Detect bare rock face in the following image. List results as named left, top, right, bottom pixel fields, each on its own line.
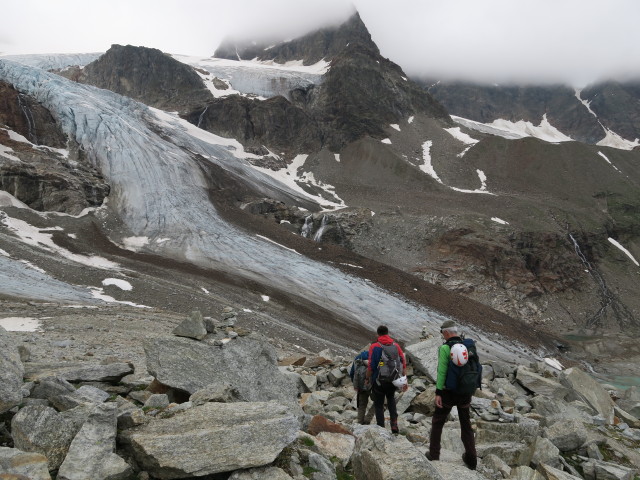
left=0, top=447, right=51, bottom=480
left=188, top=95, right=322, bottom=157
left=122, top=401, right=298, bottom=479
left=11, top=405, right=88, bottom=470
left=0, top=83, right=109, bottom=214
left=351, top=427, right=443, bottom=480
left=0, top=81, right=66, bottom=147
left=144, top=334, right=299, bottom=405
left=57, top=403, right=132, bottom=480
left=215, top=12, right=378, bottom=66
left=560, top=367, right=615, bottom=424
left=76, top=44, right=214, bottom=116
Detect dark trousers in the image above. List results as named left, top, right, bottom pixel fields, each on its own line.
left=356, top=389, right=375, bottom=424
left=429, top=391, right=476, bottom=460
left=373, top=382, right=398, bottom=428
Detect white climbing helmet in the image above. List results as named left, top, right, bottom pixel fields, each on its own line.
left=392, top=375, right=408, bottom=389
left=450, top=343, right=469, bottom=366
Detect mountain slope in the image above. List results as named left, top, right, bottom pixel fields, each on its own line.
left=2, top=10, right=640, bottom=379
left=421, top=79, right=640, bottom=149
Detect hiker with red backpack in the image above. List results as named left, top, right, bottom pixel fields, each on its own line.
left=426, top=319, right=482, bottom=470
left=366, top=325, right=408, bottom=433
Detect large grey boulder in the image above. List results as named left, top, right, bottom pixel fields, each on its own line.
left=30, top=376, right=82, bottom=411
left=581, top=459, right=636, bottom=480
left=144, top=334, right=298, bottom=404
left=0, top=447, right=51, bottom=480
left=404, top=338, right=441, bottom=381
left=395, top=386, right=418, bottom=415
left=24, top=361, right=133, bottom=382
left=351, top=427, right=443, bottom=480
left=559, top=367, right=615, bottom=424
left=529, top=395, right=591, bottom=426
left=0, top=326, right=24, bottom=413
left=543, top=419, right=588, bottom=452
left=123, top=401, right=298, bottom=479
left=11, top=405, right=90, bottom=470
left=171, top=310, right=207, bottom=340
left=476, top=442, right=531, bottom=466
left=475, top=419, right=540, bottom=444
left=515, top=366, right=569, bottom=398
left=313, top=432, right=355, bottom=468
left=617, top=386, right=640, bottom=417
left=528, top=437, right=561, bottom=469
left=57, top=403, right=132, bottom=480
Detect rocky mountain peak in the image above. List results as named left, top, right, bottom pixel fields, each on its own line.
left=214, top=11, right=378, bottom=65
left=71, top=44, right=213, bottom=115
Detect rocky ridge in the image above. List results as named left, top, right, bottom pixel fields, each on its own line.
left=61, top=44, right=214, bottom=116
left=421, top=79, right=640, bottom=148
left=1, top=308, right=639, bottom=480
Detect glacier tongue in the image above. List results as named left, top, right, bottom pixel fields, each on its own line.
left=0, top=59, right=529, bottom=357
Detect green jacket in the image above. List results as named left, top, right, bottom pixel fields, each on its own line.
left=435, top=343, right=451, bottom=394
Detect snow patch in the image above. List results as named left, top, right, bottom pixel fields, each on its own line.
left=419, top=141, right=440, bottom=181
left=0, top=248, right=9, bottom=256
left=544, top=357, right=564, bottom=371
left=408, top=116, right=414, bottom=124
left=256, top=234, right=301, bottom=255
left=334, top=154, right=340, bottom=162
left=201, top=287, right=209, bottom=294
left=445, top=127, right=479, bottom=145
left=0, top=143, right=21, bottom=162
left=491, top=217, right=509, bottom=225
left=89, top=288, right=149, bottom=308
left=19, top=260, right=46, bottom=273
left=253, top=154, right=346, bottom=210
left=122, top=236, right=149, bottom=251
left=453, top=115, right=572, bottom=144
left=420, top=142, right=493, bottom=195
left=261, top=295, right=270, bottom=302
left=1, top=212, right=120, bottom=269
left=0, top=317, right=41, bottom=332
left=102, top=278, right=133, bottom=291
left=608, top=238, right=639, bottom=267
left=0, top=191, right=28, bottom=208
left=597, top=129, right=640, bottom=151
left=381, top=138, right=392, bottom=144
left=597, top=151, right=621, bottom=172
left=390, top=124, right=400, bottom=131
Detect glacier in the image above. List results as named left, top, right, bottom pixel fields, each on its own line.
left=0, top=59, right=541, bottom=362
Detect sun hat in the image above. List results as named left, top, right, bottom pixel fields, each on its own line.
left=440, top=320, right=456, bottom=330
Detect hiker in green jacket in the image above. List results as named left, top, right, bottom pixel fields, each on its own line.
left=426, top=319, right=478, bottom=470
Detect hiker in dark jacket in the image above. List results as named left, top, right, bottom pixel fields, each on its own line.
left=349, top=348, right=375, bottom=424
left=426, top=319, right=478, bottom=470
left=366, top=325, right=407, bottom=433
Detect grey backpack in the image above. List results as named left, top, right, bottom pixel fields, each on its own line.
left=376, top=343, right=401, bottom=385
left=352, top=358, right=370, bottom=391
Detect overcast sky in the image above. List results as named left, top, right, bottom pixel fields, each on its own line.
left=2, top=0, right=639, bottom=86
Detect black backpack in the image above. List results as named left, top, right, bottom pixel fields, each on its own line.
left=376, top=343, right=402, bottom=385
left=445, top=338, right=482, bottom=396
left=352, top=357, right=370, bottom=391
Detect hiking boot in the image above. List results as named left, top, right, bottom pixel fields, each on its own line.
left=462, top=452, right=477, bottom=470
left=425, top=452, right=439, bottom=461
left=390, top=419, right=399, bottom=434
